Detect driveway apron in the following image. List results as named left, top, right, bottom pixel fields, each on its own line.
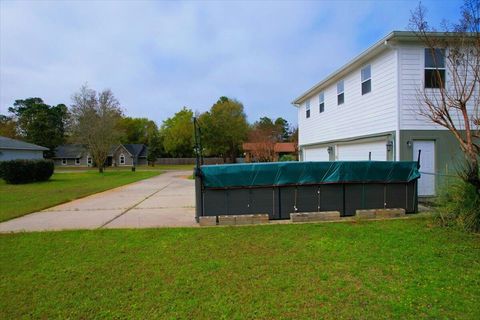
left=0, top=170, right=196, bottom=232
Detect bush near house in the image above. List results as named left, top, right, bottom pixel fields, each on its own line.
left=436, top=178, right=480, bottom=233
left=0, top=159, right=54, bottom=184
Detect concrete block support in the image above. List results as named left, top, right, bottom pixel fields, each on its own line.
left=290, top=211, right=341, bottom=223
left=356, top=208, right=406, bottom=220
left=199, top=216, right=217, bottom=226
left=217, top=214, right=270, bottom=226
left=252, top=214, right=269, bottom=224
left=375, top=208, right=406, bottom=218
left=218, top=215, right=236, bottom=225
left=356, top=209, right=377, bottom=219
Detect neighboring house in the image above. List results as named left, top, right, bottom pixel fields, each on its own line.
left=243, top=142, right=297, bottom=162
left=53, top=144, right=148, bottom=167
left=0, top=136, right=48, bottom=161
left=292, top=31, right=475, bottom=197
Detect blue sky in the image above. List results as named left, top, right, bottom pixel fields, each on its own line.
left=0, top=0, right=462, bottom=126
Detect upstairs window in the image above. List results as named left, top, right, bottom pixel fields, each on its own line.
left=306, top=99, right=311, bottom=118
left=425, top=48, right=445, bottom=89
left=337, top=80, right=344, bottom=105
left=319, top=92, right=325, bottom=113
left=361, top=65, right=371, bottom=95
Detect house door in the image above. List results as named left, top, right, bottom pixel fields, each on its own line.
left=413, top=140, right=435, bottom=196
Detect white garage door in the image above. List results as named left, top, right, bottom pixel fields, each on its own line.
left=303, top=147, right=330, bottom=161
left=337, top=141, right=387, bottom=161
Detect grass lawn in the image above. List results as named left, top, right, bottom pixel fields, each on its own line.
left=0, top=218, right=479, bottom=319
left=0, top=171, right=161, bottom=222
left=55, top=164, right=194, bottom=172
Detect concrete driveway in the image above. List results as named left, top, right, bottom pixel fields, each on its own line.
left=0, top=170, right=197, bottom=232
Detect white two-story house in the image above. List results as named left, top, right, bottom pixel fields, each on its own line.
left=293, top=31, right=476, bottom=197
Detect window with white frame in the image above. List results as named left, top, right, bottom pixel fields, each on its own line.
left=319, top=92, right=325, bottom=113
left=75, top=158, right=80, bottom=165
left=87, top=156, right=92, bottom=166
left=306, top=99, right=311, bottom=118
left=361, top=65, right=371, bottom=95
left=120, top=154, right=125, bottom=165
left=61, top=158, right=67, bottom=165
left=337, top=80, right=344, bottom=105
left=424, top=48, right=445, bottom=89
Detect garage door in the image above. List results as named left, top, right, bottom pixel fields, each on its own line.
left=337, top=141, right=387, bottom=161
left=303, top=147, right=330, bottom=161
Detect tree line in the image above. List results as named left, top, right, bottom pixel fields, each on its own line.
left=0, top=85, right=296, bottom=170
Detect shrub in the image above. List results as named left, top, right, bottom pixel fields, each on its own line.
left=278, top=154, right=296, bottom=162
left=0, top=162, right=4, bottom=179
left=1, top=159, right=54, bottom=184
left=436, top=178, right=480, bottom=233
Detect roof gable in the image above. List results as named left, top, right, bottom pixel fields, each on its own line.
left=123, top=144, right=146, bottom=157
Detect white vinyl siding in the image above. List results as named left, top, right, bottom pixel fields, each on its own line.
left=303, top=146, right=330, bottom=161
left=399, top=45, right=450, bottom=130
left=298, top=49, right=397, bottom=147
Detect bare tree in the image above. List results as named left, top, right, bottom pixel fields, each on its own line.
left=245, top=130, right=276, bottom=162
left=70, top=85, right=123, bottom=173
left=410, top=0, right=480, bottom=193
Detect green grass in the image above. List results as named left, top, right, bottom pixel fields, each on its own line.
left=0, top=171, right=161, bottom=222
left=1, top=218, right=479, bottom=319
left=55, top=164, right=194, bottom=172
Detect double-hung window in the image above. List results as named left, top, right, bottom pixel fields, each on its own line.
left=120, top=154, right=126, bottom=165
left=337, top=80, right=344, bottom=105
left=424, top=48, right=445, bottom=89
left=75, top=158, right=80, bottom=165
left=361, top=65, right=371, bottom=95
left=306, top=99, right=311, bottom=118
left=319, top=92, right=325, bottom=113
left=87, top=156, right=92, bottom=166
left=61, top=158, right=67, bottom=165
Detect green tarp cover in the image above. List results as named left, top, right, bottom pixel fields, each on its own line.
left=200, top=161, right=420, bottom=188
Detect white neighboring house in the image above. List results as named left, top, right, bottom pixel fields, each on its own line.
left=293, top=31, right=476, bottom=197
left=0, top=136, right=48, bottom=161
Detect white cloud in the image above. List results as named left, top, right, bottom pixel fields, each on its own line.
left=0, top=0, right=461, bottom=125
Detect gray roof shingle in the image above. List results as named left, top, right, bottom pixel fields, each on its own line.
left=0, top=136, right=49, bottom=151
left=53, top=144, right=148, bottom=159
left=123, top=144, right=147, bottom=158
left=53, top=144, right=88, bottom=158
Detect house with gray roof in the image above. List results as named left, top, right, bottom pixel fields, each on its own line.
left=0, top=136, right=48, bottom=161
left=53, top=144, right=148, bottom=167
